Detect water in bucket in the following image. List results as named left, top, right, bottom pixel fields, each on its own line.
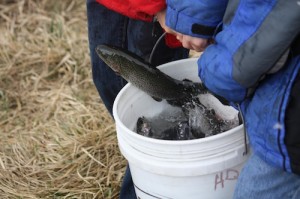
left=135, top=92, right=240, bottom=140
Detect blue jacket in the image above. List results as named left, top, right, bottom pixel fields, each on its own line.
left=166, top=0, right=300, bottom=174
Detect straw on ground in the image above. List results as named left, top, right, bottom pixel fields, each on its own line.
left=0, top=1, right=126, bottom=198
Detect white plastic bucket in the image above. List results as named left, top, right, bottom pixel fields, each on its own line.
left=113, top=58, right=250, bottom=199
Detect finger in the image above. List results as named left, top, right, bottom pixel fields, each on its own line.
left=195, top=41, right=210, bottom=52
left=189, top=37, right=210, bottom=52
left=181, top=40, right=194, bottom=50
left=181, top=37, right=201, bottom=51
left=191, top=44, right=205, bottom=52
left=164, top=26, right=178, bottom=35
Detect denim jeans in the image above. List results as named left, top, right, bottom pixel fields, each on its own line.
left=86, top=1, right=189, bottom=198
left=234, top=153, right=300, bottom=199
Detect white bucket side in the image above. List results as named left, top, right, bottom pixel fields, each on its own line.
left=129, top=162, right=245, bottom=199
left=117, top=129, right=248, bottom=176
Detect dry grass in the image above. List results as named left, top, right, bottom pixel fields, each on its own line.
left=0, top=0, right=126, bottom=198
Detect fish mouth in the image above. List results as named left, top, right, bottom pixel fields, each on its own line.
left=96, top=45, right=121, bottom=73
left=95, top=45, right=111, bottom=60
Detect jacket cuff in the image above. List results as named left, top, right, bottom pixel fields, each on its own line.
left=166, top=7, right=217, bottom=38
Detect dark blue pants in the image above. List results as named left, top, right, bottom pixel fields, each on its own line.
left=86, top=1, right=189, bottom=198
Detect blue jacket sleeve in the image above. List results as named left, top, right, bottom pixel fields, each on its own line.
left=198, top=0, right=300, bottom=102
left=165, top=0, right=228, bottom=38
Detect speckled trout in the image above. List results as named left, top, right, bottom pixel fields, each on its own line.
left=96, top=44, right=208, bottom=105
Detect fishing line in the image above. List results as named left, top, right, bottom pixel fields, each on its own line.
left=149, top=32, right=167, bottom=64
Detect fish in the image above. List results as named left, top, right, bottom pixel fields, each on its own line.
left=95, top=44, right=234, bottom=139
left=96, top=44, right=208, bottom=106
left=136, top=116, right=190, bottom=140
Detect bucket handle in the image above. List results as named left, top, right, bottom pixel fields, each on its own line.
left=237, top=104, right=248, bottom=156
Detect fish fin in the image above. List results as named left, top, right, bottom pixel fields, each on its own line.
left=182, top=78, right=192, bottom=82
left=151, top=96, right=162, bottom=102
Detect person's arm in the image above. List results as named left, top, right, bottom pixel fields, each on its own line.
left=198, top=0, right=300, bottom=102
left=158, top=0, right=228, bottom=51
left=156, top=9, right=212, bottom=52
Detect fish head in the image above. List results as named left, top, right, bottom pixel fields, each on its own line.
left=96, top=45, right=121, bottom=74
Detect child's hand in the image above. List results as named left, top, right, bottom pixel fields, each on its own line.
left=176, top=34, right=210, bottom=52
left=156, top=10, right=210, bottom=52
